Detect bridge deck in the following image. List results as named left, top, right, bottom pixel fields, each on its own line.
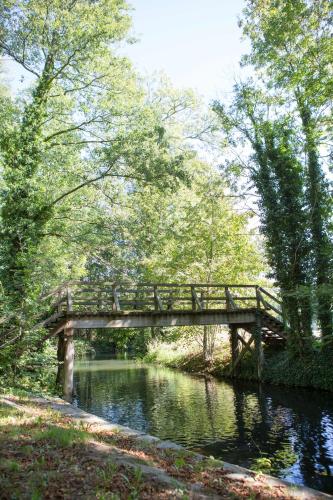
left=49, top=308, right=259, bottom=332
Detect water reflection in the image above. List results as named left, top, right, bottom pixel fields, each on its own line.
left=73, top=359, right=333, bottom=493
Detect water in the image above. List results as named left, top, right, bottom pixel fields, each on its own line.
left=73, top=358, right=333, bottom=494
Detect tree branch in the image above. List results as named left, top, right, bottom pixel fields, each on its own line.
left=48, top=170, right=152, bottom=208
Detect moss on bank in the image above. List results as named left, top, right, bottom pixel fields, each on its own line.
left=144, top=342, right=333, bottom=392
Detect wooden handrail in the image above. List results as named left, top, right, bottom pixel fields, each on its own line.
left=259, top=287, right=282, bottom=305
left=42, top=281, right=260, bottom=296
left=41, top=281, right=284, bottom=318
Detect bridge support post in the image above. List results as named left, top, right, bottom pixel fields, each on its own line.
left=253, top=312, right=264, bottom=381
left=63, top=327, right=75, bottom=402
left=229, top=326, right=239, bottom=376
left=56, top=331, right=65, bottom=389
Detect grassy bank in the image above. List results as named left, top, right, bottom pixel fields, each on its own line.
left=0, top=396, right=304, bottom=499
left=143, top=341, right=333, bottom=392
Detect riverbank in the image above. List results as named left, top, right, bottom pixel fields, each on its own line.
left=143, top=341, right=333, bottom=391
left=1, top=395, right=330, bottom=499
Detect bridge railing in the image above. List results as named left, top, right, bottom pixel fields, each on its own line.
left=44, top=282, right=283, bottom=318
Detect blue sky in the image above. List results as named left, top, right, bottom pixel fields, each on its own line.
left=4, top=0, right=248, bottom=100
left=125, top=0, right=248, bottom=100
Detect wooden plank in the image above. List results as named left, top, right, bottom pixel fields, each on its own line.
left=149, top=295, right=256, bottom=301
left=65, top=309, right=257, bottom=330
left=227, top=296, right=257, bottom=301
left=120, top=300, right=155, bottom=305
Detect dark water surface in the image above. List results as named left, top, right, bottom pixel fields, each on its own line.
left=73, top=358, right=333, bottom=493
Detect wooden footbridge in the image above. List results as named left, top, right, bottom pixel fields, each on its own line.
left=41, top=282, right=287, bottom=400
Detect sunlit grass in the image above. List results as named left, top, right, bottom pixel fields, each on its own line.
left=34, top=424, right=89, bottom=447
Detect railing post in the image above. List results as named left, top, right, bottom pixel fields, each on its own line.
left=255, top=286, right=261, bottom=310
left=153, top=286, right=158, bottom=311
left=66, top=287, right=73, bottom=313
left=154, top=286, right=162, bottom=311
left=191, top=286, right=196, bottom=311
left=200, top=291, right=205, bottom=310
left=225, top=286, right=236, bottom=310
left=112, top=284, right=120, bottom=311
left=97, top=290, right=102, bottom=311
left=134, top=289, right=139, bottom=310
left=225, top=286, right=230, bottom=311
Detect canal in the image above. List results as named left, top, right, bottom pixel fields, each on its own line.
left=73, top=358, right=333, bottom=494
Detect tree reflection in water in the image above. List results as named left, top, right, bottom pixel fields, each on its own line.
left=73, top=359, right=333, bottom=494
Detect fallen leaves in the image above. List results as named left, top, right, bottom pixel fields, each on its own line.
left=0, top=399, right=297, bottom=499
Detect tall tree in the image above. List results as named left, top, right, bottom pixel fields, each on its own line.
left=214, top=86, right=313, bottom=351
left=0, top=1, right=187, bottom=356
left=239, top=0, right=333, bottom=339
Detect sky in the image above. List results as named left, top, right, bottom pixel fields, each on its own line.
left=4, top=0, right=248, bottom=101
left=125, top=0, right=248, bottom=101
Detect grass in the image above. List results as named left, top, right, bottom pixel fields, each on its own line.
left=0, top=401, right=162, bottom=499
left=0, top=397, right=298, bottom=499
left=35, top=424, right=90, bottom=447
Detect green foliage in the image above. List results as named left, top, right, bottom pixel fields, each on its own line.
left=133, top=162, right=264, bottom=284
left=252, top=448, right=297, bottom=475
left=0, top=2, right=195, bottom=380
left=0, top=337, right=58, bottom=395
left=213, top=0, right=333, bottom=349
left=85, top=159, right=264, bottom=361
left=147, top=336, right=333, bottom=392
left=35, top=425, right=89, bottom=447
left=214, top=92, right=314, bottom=349
left=0, top=458, right=22, bottom=472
